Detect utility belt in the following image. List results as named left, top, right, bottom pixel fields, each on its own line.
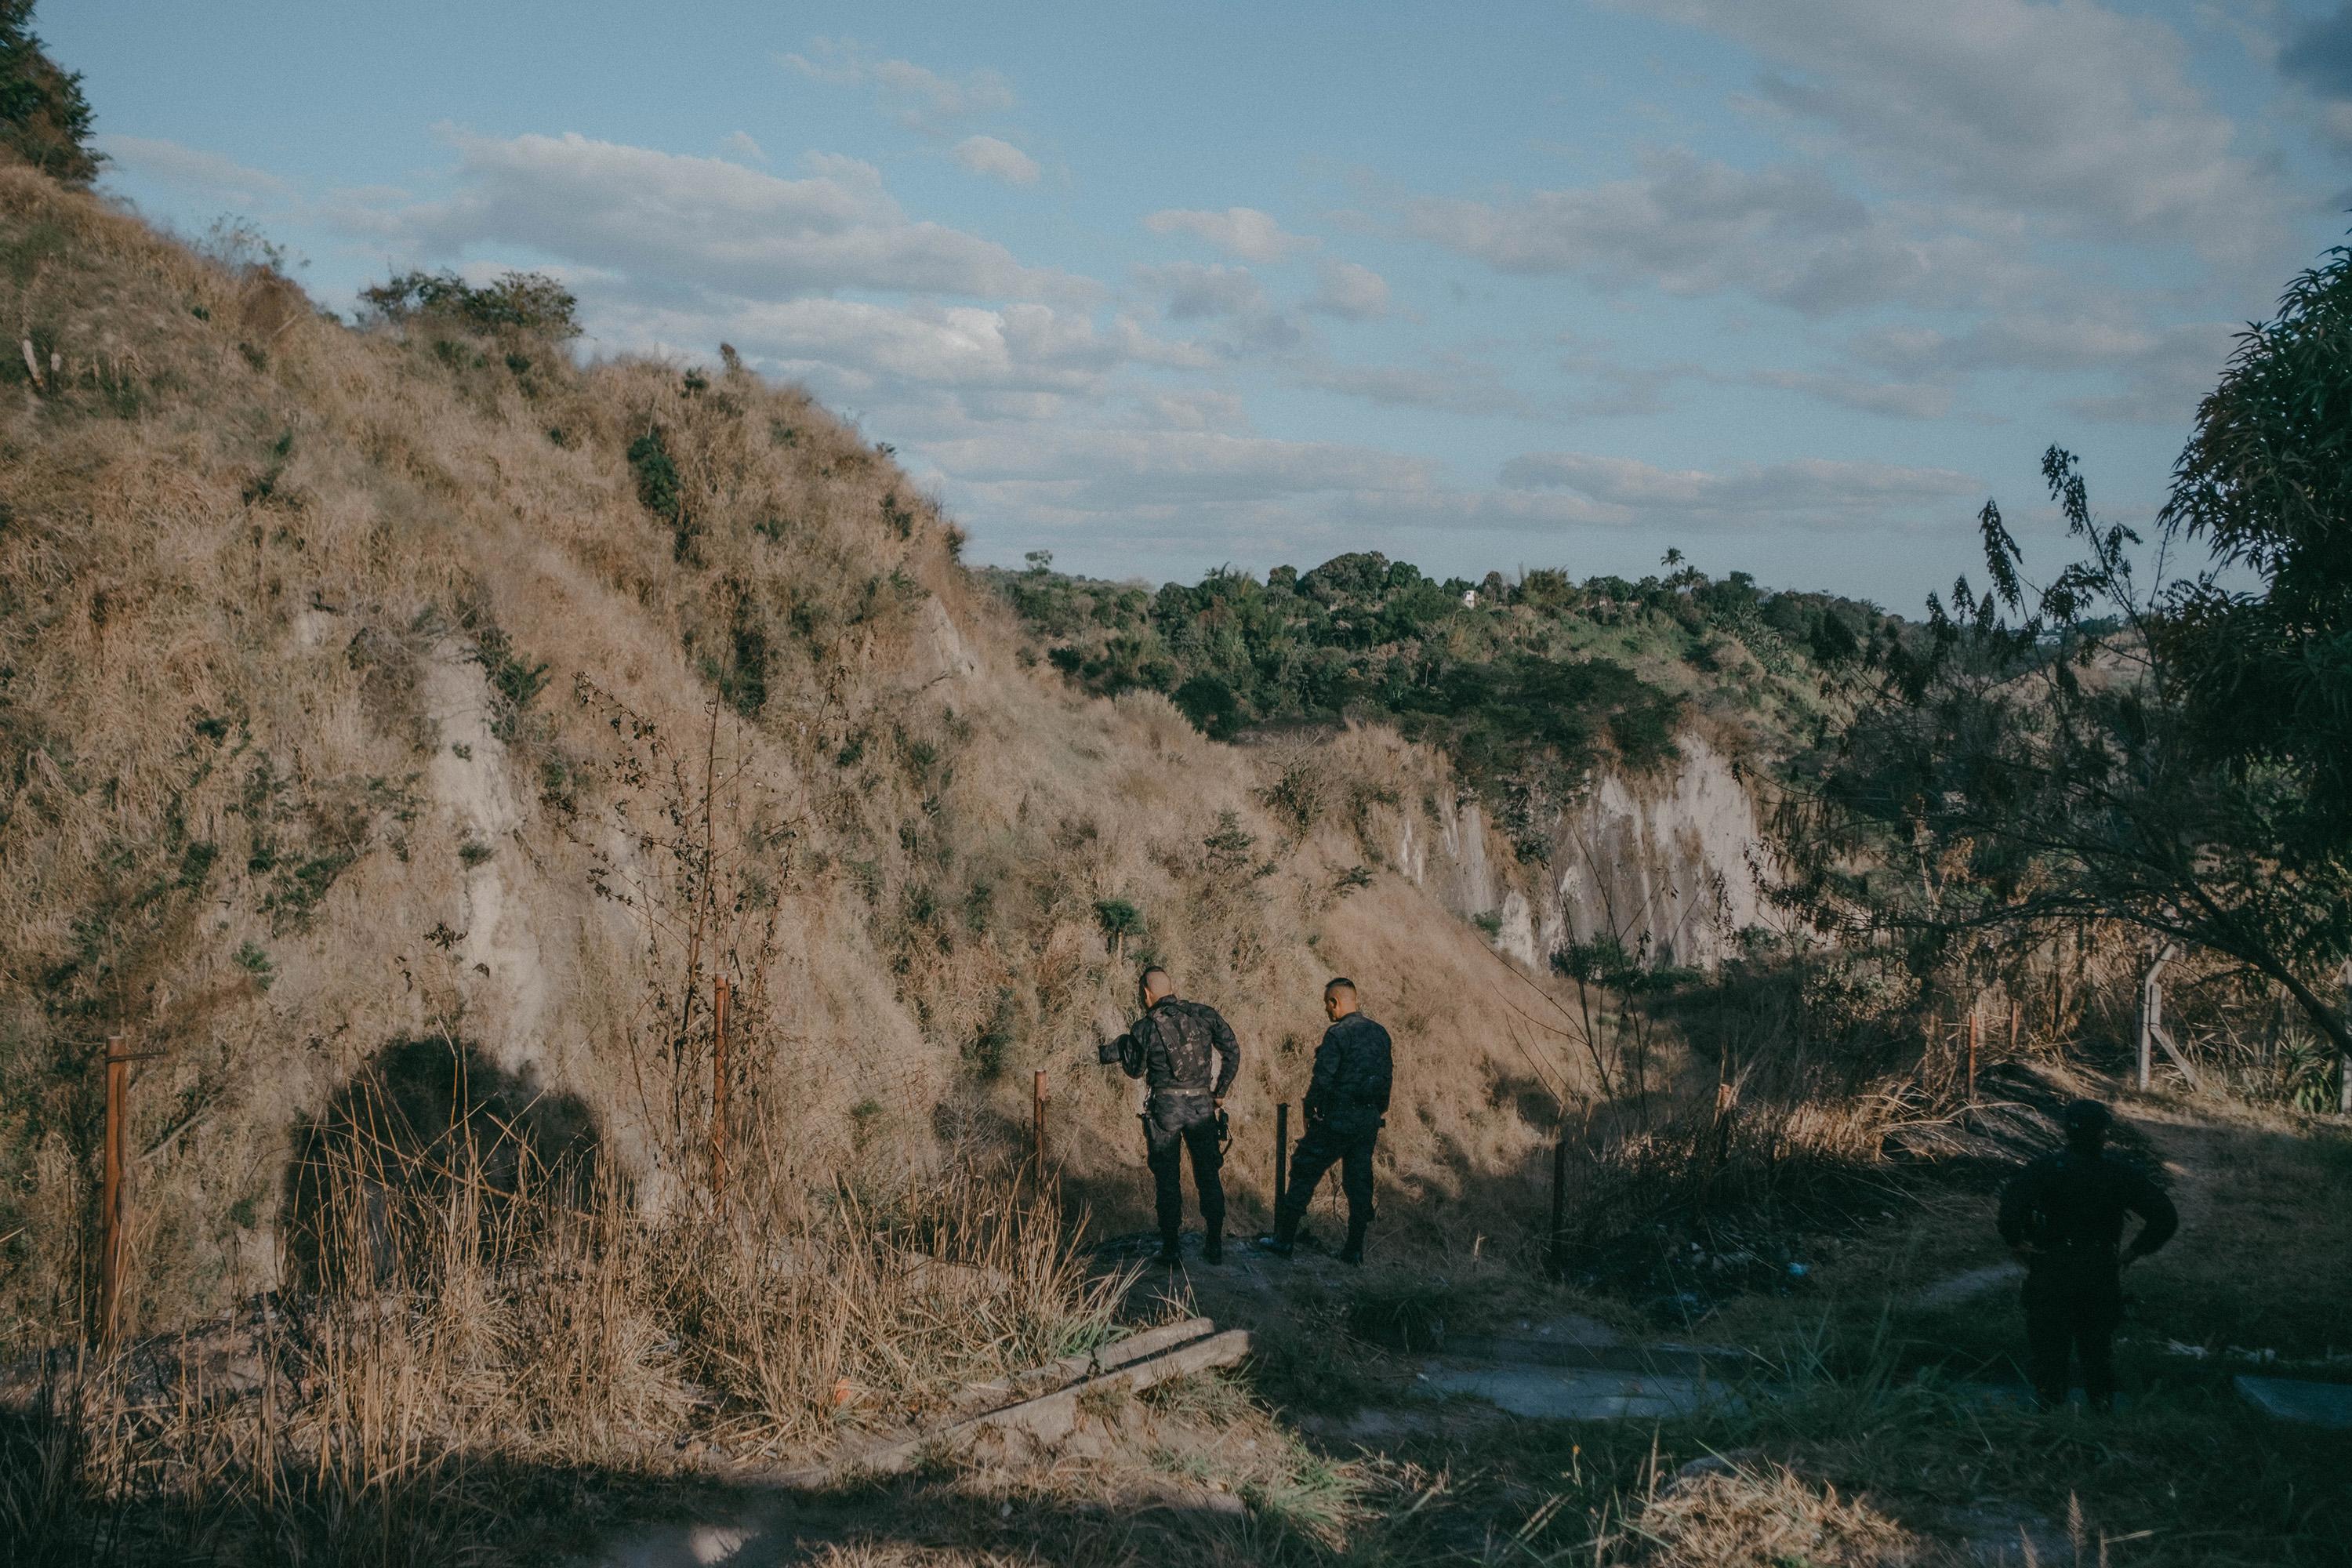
left=1140, top=1089, right=1228, bottom=1151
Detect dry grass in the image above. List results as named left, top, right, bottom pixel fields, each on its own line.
left=1612, top=1460, right=1963, bottom=1567
left=0, top=1083, right=1120, bottom=1566
left=0, top=156, right=1625, bottom=1359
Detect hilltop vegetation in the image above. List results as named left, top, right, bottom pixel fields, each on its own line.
left=988, top=553, right=1886, bottom=853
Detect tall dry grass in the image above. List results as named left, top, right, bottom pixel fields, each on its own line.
left=0, top=154, right=1635, bottom=1356
left=1, top=1065, right=1117, bottom=1566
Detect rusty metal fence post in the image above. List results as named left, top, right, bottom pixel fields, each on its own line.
left=95, top=1032, right=166, bottom=1351
left=711, top=975, right=729, bottom=1201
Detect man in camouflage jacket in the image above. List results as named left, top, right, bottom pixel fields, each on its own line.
left=1105, top=967, right=1240, bottom=1265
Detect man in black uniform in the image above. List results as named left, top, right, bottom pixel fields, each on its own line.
left=1102, top=967, right=1240, bottom=1266
left=1257, top=978, right=1392, bottom=1265
left=1997, top=1098, right=2179, bottom=1410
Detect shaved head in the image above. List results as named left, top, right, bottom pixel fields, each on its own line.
left=1139, top=967, right=1174, bottom=1004
left=1323, top=976, right=1358, bottom=1018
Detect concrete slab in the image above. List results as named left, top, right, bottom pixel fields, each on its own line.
left=1421, top=1360, right=1740, bottom=1421
left=1442, top=1331, right=1748, bottom=1379
left=2235, top=1374, right=2352, bottom=1429
left=1905, top=1261, right=2023, bottom=1311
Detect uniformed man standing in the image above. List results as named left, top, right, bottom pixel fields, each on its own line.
left=1997, top=1098, right=2179, bottom=1410
left=1257, top=978, right=1392, bottom=1265
left=1102, top=967, right=1240, bottom=1266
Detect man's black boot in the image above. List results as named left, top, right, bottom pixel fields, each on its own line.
left=1202, top=1228, right=1224, bottom=1265
left=1338, top=1218, right=1368, bottom=1266
left=1252, top=1207, right=1299, bottom=1258
left=1152, top=1231, right=1182, bottom=1268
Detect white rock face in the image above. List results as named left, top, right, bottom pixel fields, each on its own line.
left=1430, top=733, right=1771, bottom=971
left=920, top=597, right=979, bottom=681
left=1543, top=733, right=1767, bottom=968
left=420, top=638, right=550, bottom=1068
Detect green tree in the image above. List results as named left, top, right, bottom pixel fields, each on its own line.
left=0, top=0, right=100, bottom=184
left=1784, top=231, right=2352, bottom=1061
left=2158, top=238, right=2352, bottom=828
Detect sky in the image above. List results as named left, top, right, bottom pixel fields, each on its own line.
left=49, top=0, right=2352, bottom=605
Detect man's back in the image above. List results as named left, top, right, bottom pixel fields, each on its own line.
left=1999, top=1148, right=2176, bottom=1269
left=1306, top=1012, right=1392, bottom=1131
left=1119, top=998, right=1240, bottom=1098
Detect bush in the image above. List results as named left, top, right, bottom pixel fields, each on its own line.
left=359, top=268, right=580, bottom=340
left=1093, top=898, right=1145, bottom=955
left=627, top=427, right=695, bottom=560
left=1172, top=673, right=1241, bottom=740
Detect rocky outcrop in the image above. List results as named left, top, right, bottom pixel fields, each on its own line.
left=1407, top=735, right=1772, bottom=971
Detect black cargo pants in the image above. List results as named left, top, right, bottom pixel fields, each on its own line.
left=2022, top=1261, right=2122, bottom=1408
left=1275, top=1117, right=1378, bottom=1251
left=1144, top=1094, right=1225, bottom=1250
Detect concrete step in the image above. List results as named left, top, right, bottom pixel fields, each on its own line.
left=2235, top=1374, right=2352, bottom=1429
left=1419, top=1359, right=1744, bottom=1421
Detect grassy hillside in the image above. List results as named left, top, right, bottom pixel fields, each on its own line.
left=0, top=162, right=1622, bottom=1348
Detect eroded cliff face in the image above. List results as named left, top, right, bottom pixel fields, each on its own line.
left=1401, top=734, right=1773, bottom=972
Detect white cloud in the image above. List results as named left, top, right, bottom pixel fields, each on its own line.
left=720, top=131, right=769, bottom=165
left=1747, top=368, right=1954, bottom=419
left=2278, top=3, right=2352, bottom=150
left=1554, top=336, right=1705, bottom=418
left=1501, top=450, right=1977, bottom=531
left=932, top=426, right=1436, bottom=507
left=1403, top=150, right=2023, bottom=315
left=736, top=299, right=1126, bottom=393
left=1610, top=0, right=2289, bottom=265
left=1287, top=355, right=1526, bottom=415
left=1134, top=390, right=1252, bottom=433
left=1308, top=259, right=1392, bottom=319
left=782, top=39, right=1015, bottom=136
left=1134, top=260, right=1269, bottom=321
left=1842, top=309, right=2230, bottom=422
left=950, top=135, right=1041, bottom=187
left=1142, top=206, right=1316, bottom=263
left=95, top=134, right=292, bottom=205
left=354, top=129, right=1073, bottom=302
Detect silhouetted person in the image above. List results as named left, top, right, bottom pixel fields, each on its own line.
left=1997, top=1098, right=2178, bottom=1410
left=1100, top=967, right=1240, bottom=1266
left=1258, top=978, right=1392, bottom=1265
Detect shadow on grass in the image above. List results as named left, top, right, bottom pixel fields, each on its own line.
left=0, top=1403, right=1320, bottom=1568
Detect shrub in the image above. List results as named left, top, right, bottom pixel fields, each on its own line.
left=1172, top=673, right=1242, bottom=740
left=1093, top=897, right=1145, bottom=955
left=358, top=268, right=580, bottom=339
left=232, top=939, right=273, bottom=990
left=467, top=619, right=549, bottom=746
left=1202, top=811, right=1261, bottom=878
left=626, top=427, right=694, bottom=559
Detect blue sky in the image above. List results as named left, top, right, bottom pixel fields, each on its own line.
left=51, top=0, right=2352, bottom=604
